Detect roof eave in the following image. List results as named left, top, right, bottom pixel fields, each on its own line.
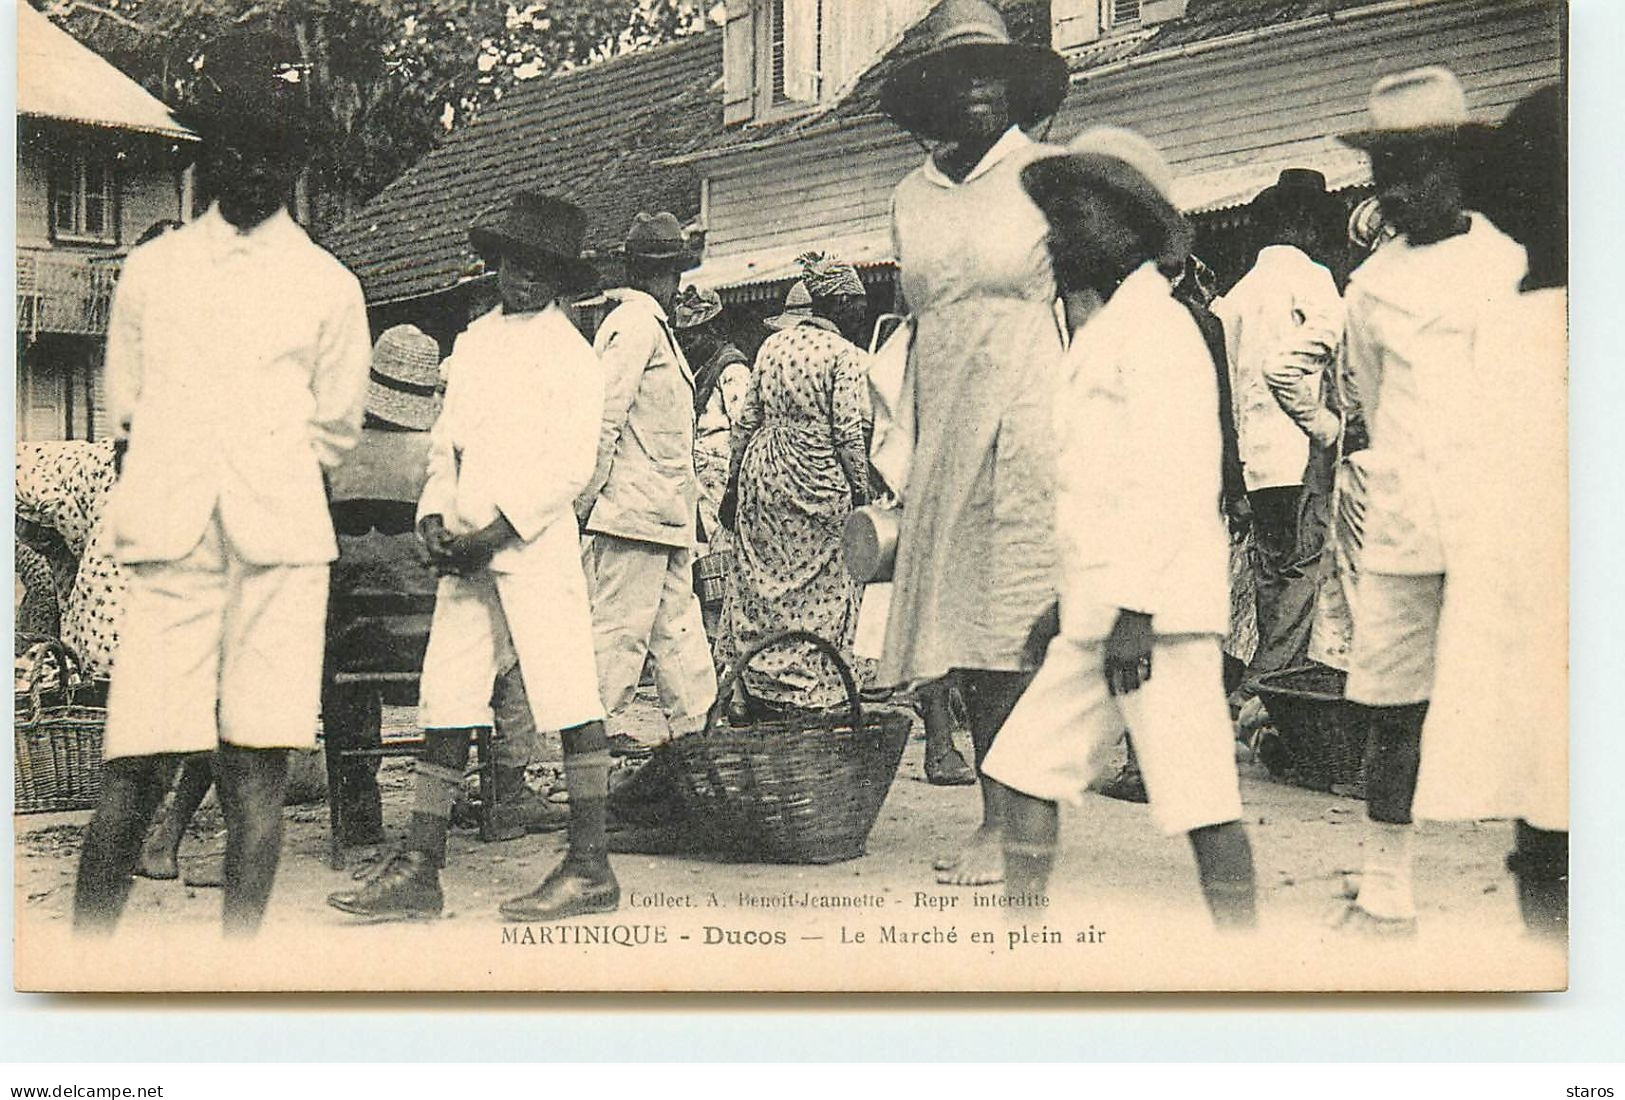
left=20, top=111, right=198, bottom=142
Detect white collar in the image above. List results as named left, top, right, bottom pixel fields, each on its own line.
left=921, top=126, right=1032, bottom=188
left=199, top=203, right=295, bottom=255
left=608, top=287, right=670, bottom=324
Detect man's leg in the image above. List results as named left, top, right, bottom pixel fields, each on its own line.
left=214, top=743, right=290, bottom=936
left=647, top=544, right=719, bottom=738
left=999, top=781, right=1059, bottom=905
left=320, top=683, right=384, bottom=847
left=500, top=720, right=620, bottom=921
left=329, top=573, right=499, bottom=920
left=136, top=752, right=216, bottom=880
left=215, top=550, right=329, bottom=935
left=495, top=565, right=619, bottom=921
left=1341, top=573, right=1442, bottom=933
left=1245, top=485, right=1302, bottom=682
left=919, top=675, right=974, bottom=786
left=1121, top=636, right=1255, bottom=929
left=484, top=662, right=566, bottom=839
left=1508, top=820, right=1568, bottom=941
left=1189, top=823, right=1258, bottom=930
left=73, top=755, right=175, bottom=934
left=82, top=531, right=230, bottom=933
left=936, top=668, right=1034, bottom=886
left=584, top=534, right=669, bottom=732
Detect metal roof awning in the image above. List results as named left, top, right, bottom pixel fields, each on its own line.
left=1174, top=143, right=1372, bottom=214
left=688, top=229, right=896, bottom=299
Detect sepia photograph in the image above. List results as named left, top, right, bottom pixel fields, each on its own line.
left=11, top=0, right=1569, bottom=994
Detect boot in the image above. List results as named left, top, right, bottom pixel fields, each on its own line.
left=326, top=850, right=443, bottom=921
left=499, top=857, right=620, bottom=922
left=486, top=766, right=569, bottom=840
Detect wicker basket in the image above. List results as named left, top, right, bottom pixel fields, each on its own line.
left=15, top=637, right=107, bottom=814
left=1251, top=663, right=1365, bottom=796
left=665, top=630, right=912, bottom=864
left=692, top=549, right=734, bottom=608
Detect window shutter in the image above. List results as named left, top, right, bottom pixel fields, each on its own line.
left=723, top=1, right=756, bottom=125
left=1109, top=0, right=1142, bottom=26
left=778, top=0, right=821, bottom=104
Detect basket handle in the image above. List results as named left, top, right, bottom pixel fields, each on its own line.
left=704, top=629, right=861, bottom=735
left=17, top=636, right=86, bottom=720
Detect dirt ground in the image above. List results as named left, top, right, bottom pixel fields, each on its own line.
left=12, top=691, right=1565, bottom=992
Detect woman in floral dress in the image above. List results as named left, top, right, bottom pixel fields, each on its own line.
left=724, top=255, right=870, bottom=714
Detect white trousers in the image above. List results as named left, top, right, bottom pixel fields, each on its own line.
left=104, top=510, right=327, bottom=759
left=583, top=533, right=717, bottom=737
left=982, top=634, right=1243, bottom=836
left=419, top=566, right=604, bottom=733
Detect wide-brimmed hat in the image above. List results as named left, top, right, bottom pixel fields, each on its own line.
left=1250, top=167, right=1344, bottom=234
left=673, top=285, right=724, bottom=329
left=367, top=325, right=442, bottom=431
left=880, top=0, right=1069, bottom=141
left=1339, top=66, right=1489, bottom=149
left=764, top=280, right=815, bottom=331
left=178, top=26, right=315, bottom=156
left=1021, top=126, right=1193, bottom=273
left=620, top=211, right=700, bottom=271
left=469, top=191, right=598, bottom=292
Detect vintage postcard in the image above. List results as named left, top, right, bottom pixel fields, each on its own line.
left=13, top=0, right=1567, bottom=992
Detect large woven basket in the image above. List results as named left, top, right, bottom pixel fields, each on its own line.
left=15, top=637, right=108, bottom=814
left=1252, top=663, right=1364, bottom=796
left=665, top=630, right=911, bottom=864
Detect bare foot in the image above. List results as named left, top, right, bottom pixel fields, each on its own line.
left=935, top=827, right=1004, bottom=886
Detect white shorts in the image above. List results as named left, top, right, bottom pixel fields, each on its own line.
left=1344, top=572, right=1444, bottom=706
left=419, top=566, right=604, bottom=733
left=981, top=634, right=1243, bottom=836
left=104, top=511, right=328, bottom=759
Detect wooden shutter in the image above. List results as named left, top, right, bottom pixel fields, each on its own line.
left=723, top=0, right=756, bottom=125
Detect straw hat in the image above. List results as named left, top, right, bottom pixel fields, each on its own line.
left=1020, top=126, right=1193, bottom=273
left=1339, top=66, right=1489, bottom=148
left=673, top=285, right=724, bottom=330
left=764, top=280, right=816, bottom=331
left=367, top=325, right=443, bottom=431
left=469, top=191, right=598, bottom=292
left=880, top=0, right=1069, bottom=141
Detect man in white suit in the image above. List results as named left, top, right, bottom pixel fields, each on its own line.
left=327, top=192, right=618, bottom=924
left=73, top=29, right=372, bottom=936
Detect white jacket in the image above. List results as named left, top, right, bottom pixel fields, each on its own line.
left=1054, top=263, right=1229, bottom=641
left=1344, top=213, right=1526, bottom=575
left=1212, top=244, right=1344, bottom=491
left=419, top=303, right=603, bottom=574
left=105, top=206, right=371, bottom=565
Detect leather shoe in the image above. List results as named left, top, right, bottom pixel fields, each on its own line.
left=327, top=850, right=443, bottom=921
left=499, top=861, right=620, bottom=922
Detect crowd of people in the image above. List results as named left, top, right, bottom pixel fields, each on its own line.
left=57, top=0, right=1566, bottom=943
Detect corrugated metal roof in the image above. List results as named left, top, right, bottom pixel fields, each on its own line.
left=17, top=4, right=195, bottom=141
left=321, top=29, right=724, bottom=306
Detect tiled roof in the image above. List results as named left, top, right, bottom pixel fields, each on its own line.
left=678, top=0, right=1364, bottom=162
left=17, top=3, right=195, bottom=140
left=322, top=28, right=722, bottom=305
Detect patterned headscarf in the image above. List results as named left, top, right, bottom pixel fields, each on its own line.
left=796, top=251, right=865, bottom=301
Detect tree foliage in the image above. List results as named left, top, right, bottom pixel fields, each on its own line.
left=39, top=0, right=714, bottom=231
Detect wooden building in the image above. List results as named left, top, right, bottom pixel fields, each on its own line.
left=15, top=3, right=197, bottom=442
left=677, top=0, right=1565, bottom=314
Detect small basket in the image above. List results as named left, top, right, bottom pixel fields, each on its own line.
left=692, top=548, right=734, bottom=608
left=665, top=630, right=912, bottom=864
left=14, top=637, right=108, bottom=814
left=1251, top=663, right=1364, bottom=796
